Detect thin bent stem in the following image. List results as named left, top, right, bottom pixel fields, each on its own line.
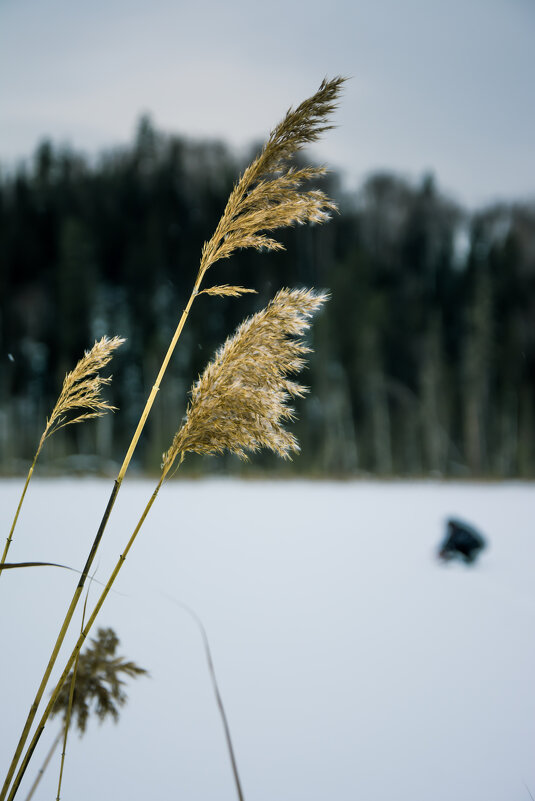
left=175, top=601, right=245, bottom=801
left=7, top=470, right=170, bottom=801
left=199, top=623, right=244, bottom=801
left=0, top=277, right=202, bottom=801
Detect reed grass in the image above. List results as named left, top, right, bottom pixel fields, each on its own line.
left=6, top=287, right=327, bottom=800
left=1, top=76, right=344, bottom=800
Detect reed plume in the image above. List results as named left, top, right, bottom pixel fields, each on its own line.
left=23, top=628, right=146, bottom=801
left=163, top=288, right=328, bottom=467
left=0, top=336, right=124, bottom=576
left=198, top=76, right=345, bottom=279
left=51, top=627, right=147, bottom=734
left=41, top=336, right=124, bottom=441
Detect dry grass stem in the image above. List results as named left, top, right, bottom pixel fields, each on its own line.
left=163, top=288, right=328, bottom=469
left=198, top=77, right=345, bottom=277
left=42, top=336, right=125, bottom=442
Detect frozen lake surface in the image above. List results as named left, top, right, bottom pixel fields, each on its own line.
left=1, top=478, right=534, bottom=801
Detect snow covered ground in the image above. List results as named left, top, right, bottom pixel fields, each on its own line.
left=1, top=478, right=534, bottom=801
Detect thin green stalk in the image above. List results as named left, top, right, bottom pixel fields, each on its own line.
left=8, top=471, right=169, bottom=801
left=0, top=280, right=201, bottom=801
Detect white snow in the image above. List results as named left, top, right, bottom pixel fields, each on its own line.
left=1, top=478, right=534, bottom=801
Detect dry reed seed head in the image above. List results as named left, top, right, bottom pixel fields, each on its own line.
left=162, top=288, right=328, bottom=470
left=199, top=77, right=346, bottom=274
left=51, top=627, right=147, bottom=734
left=44, top=336, right=125, bottom=439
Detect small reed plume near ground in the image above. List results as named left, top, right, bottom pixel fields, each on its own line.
left=1, top=76, right=345, bottom=801
left=0, top=336, right=124, bottom=575
left=23, top=628, right=146, bottom=801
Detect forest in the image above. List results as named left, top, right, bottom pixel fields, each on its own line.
left=1, top=116, right=534, bottom=477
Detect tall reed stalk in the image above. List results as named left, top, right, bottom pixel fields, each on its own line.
left=1, top=76, right=344, bottom=800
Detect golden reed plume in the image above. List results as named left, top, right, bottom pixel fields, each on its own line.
left=197, top=76, right=345, bottom=288
left=42, top=336, right=125, bottom=442
left=163, top=288, right=328, bottom=468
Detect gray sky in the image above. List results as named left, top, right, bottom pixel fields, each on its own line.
left=1, top=0, right=534, bottom=207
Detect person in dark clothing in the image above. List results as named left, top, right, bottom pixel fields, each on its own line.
left=438, top=518, right=487, bottom=564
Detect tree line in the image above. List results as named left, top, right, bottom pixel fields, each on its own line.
left=1, top=116, right=534, bottom=477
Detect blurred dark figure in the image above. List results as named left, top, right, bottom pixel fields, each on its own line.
left=438, top=518, right=486, bottom=564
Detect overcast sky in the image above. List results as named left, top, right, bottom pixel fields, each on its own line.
left=1, top=0, right=534, bottom=208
